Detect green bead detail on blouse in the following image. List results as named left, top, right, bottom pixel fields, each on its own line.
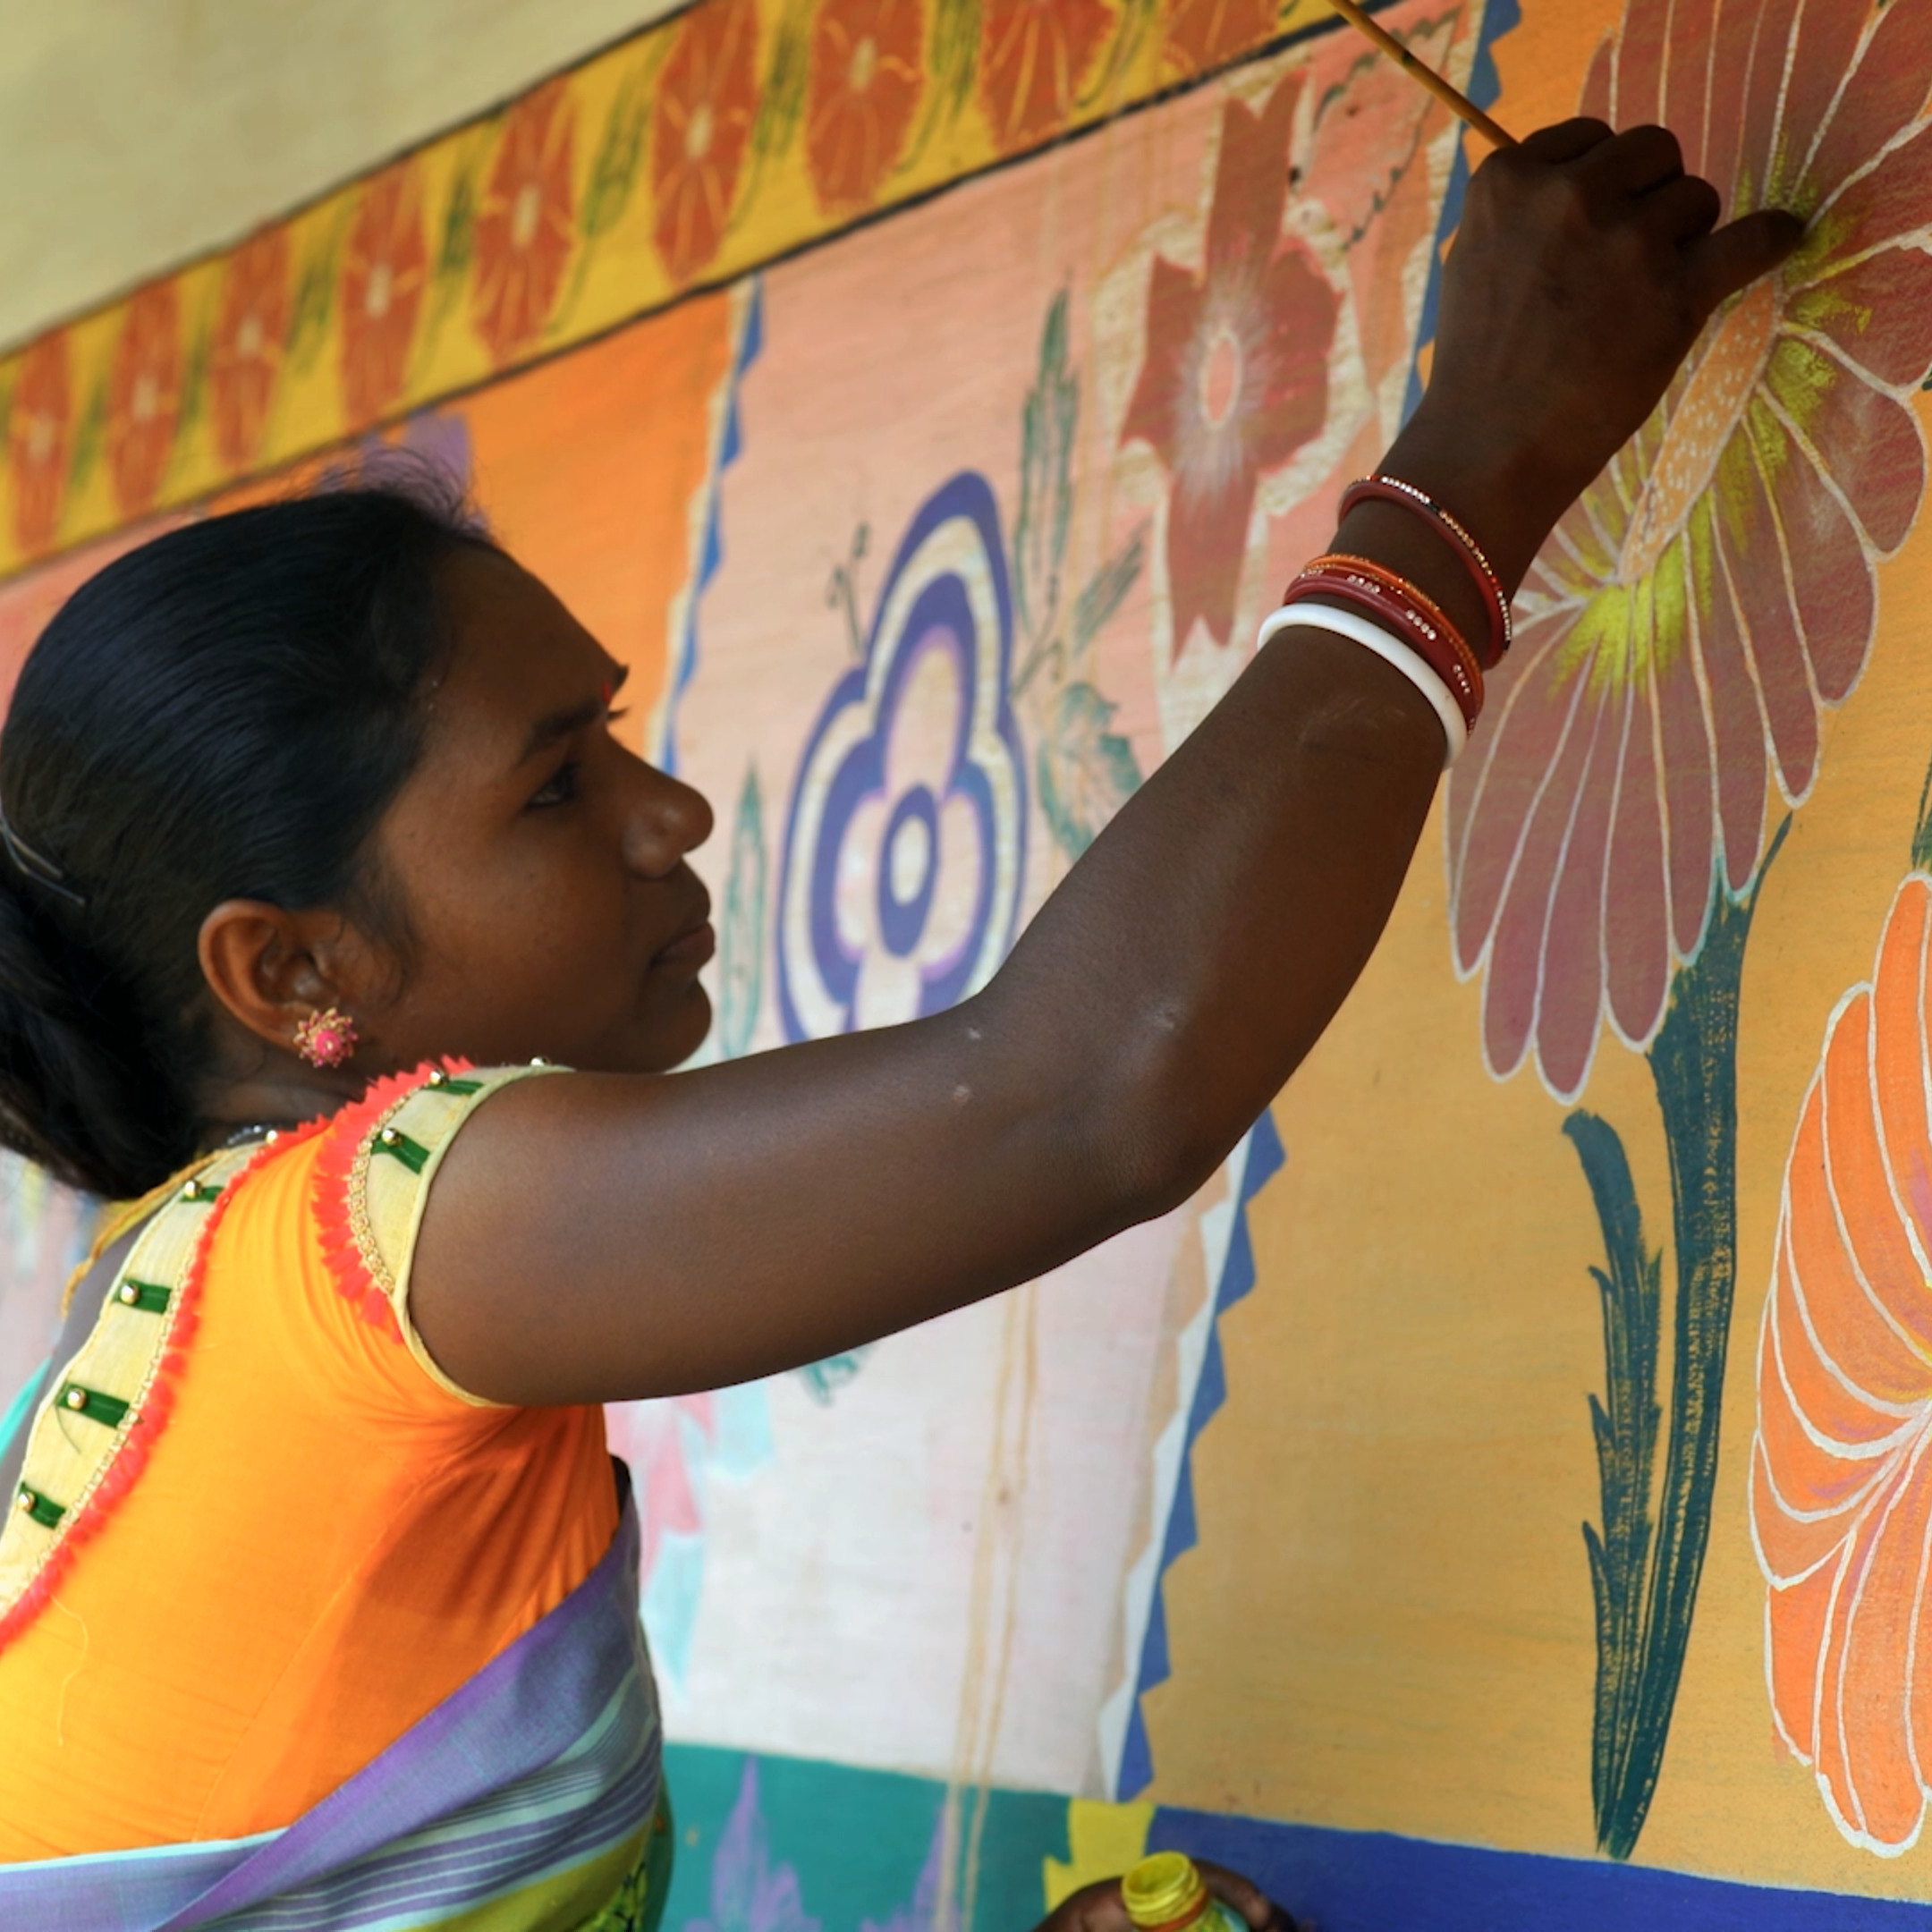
left=115, top=1279, right=173, bottom=1314
left=15, top=1486, right=64, bottom=1530
left=373, top=1126, right=430, bottom=1175
left=57, top=1383, right=131, bottom=1428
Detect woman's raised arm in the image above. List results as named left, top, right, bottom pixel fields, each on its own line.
left=410, top=121, right=1800, bottom=1405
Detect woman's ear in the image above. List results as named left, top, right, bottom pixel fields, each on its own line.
left=197, top=899, right=356, bottom=1055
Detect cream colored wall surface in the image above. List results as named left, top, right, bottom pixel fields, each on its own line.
left=0, top=0, right=690, bottom=352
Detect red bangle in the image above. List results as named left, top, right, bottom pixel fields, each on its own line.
left=1284, top=561, right=1483, bottom=731
left=1339, top=475, right=1513, bottom=668
left=1302, top=552, right=1484, bottom=696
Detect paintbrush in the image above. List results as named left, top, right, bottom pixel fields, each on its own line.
left=1325, top=0, right=1517, bottom=149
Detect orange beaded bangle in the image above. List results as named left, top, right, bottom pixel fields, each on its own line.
left=1288, top=552, right=1484, bottom=727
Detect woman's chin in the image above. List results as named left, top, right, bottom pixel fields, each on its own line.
left=656, top=982, right=715, bottom=1072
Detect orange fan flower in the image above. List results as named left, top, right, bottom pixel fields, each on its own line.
left=105, top=284, right=182, bottom=519
left=209, top=227, right=292, bottom=470
left=1162, top=0, right=1281, bottom=80
left=339, top=161, right=429, bottom=430
left=1754, top=871, right=1932, bottom=1853
left=7, top=333, right=72, bottom=556
left=804, top=0, right=924, bottom=215
left=650, top=0, right=761, bottom=285
left=471, top=80, right=579, bottom=367
left=978, top=0, right=1114, bottom=155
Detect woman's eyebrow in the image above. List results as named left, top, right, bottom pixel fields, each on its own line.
left=516, top=665, right=630, bottom=766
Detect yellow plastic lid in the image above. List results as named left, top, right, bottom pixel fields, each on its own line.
left=1122, top=1852, right=1209, bottom=1929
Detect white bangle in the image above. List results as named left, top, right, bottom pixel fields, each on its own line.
left=1256, top=598, right=1466, bottom=768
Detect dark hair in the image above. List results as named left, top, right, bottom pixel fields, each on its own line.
left=0, top=472, right=494, bottom=1200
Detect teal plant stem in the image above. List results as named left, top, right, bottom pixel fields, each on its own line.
left=1572, top=820, right=1786, bottom=1858
left=1565, top=1110, right=1661, bottom=1838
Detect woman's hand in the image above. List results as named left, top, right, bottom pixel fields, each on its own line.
left=1377, top=118, right=1803, bottom=599
left=1037, top=1862, right=1301, bottom=1932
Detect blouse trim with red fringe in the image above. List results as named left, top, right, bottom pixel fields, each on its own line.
left=309, top=1058, right=480, bottom=1341
left=0, top=1120, right=326, bottom=1658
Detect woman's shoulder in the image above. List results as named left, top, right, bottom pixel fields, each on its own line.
left=292, top=1059, right=567, bottom=1406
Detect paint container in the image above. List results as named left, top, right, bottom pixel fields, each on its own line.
left=1121, top=1852, right=1247, bottom=1932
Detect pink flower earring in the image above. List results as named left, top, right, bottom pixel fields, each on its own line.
left=293, top=1005, right=359, bottom=1069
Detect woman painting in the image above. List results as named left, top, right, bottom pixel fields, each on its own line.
left=0, top=120, right=1795, bottom=1929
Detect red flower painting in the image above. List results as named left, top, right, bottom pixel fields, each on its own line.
left=1162, top=0, right=1282, bottom=80
left=105, top=284, right=182, bottom=519
left=339, top=161, right=429, bottom=430
left=804, top=0, right=924, bottom=215
left=1121, top=75, right=1337, bottom=656
left=1447, top=0, right=1932, bottom=1102
left=978, top=0, right=1114, bottom=156
left=209, top=228, right=292, bottom=470
left=471, top=80, right=578, bottom=366
left=1752, top=874, right=1932, bottom=1852
left=650, top=0, right=761, bottom=285
left=7, top=334, right=72, bottom=556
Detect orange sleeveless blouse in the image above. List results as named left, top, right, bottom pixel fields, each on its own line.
left=0, top=1066, right=619, bottom=1860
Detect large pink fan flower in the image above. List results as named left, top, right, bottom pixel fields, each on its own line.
left=1447, top=0, right=1932, bottom=1101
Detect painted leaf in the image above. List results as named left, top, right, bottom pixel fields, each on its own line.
left=1013, top=288, right=1078, bottom=647
left=717, top=764, right=768, bottom=1060
left=1038, top=679, right=1142, bottom=861
left=796, top=1348, right=873, bottom=1404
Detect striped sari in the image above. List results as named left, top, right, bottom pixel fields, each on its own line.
left=0, top=1489, right=670, bottom=1932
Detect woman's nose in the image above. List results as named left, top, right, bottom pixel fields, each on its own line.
left=623, top=767, right=714, bottom=876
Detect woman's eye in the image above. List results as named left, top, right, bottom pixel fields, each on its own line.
left=528, top=760, right=580, bottom=809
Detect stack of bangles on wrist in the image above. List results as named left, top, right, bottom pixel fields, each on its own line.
left=1254, top=474, right=1513, bottom=767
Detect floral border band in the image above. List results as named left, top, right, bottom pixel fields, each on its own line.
left=0, top=0, right=1352, bottom=584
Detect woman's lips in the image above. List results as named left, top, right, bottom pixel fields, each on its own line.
left=655, top=919, right=716, bottom=970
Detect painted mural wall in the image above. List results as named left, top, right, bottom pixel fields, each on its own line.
left=5, top=1, right=1932, bottom=1924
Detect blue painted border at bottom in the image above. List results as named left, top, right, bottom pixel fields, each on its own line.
left=657, top=1741, right=1932, bottom=1929
left=1153, top=1809, right=1932, bottom=1931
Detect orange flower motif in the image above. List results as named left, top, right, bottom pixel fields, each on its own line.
left=339, top=162, right=429, bottom=429
left=471, top=80, right=579, bottom=366
left=105, top=284, right=182, bottom=519
left=1121, top=75, right=1336, bottom=656
left=804, top=0, right=924, bottom=215
left=1753, top=872, right=1932, bottom=1853
left=7, top=333, right=72, bottom=556
left=979, top=0, right=1114, bottom=155
left=1162, top=0, right=1280, bottom=80
left=650, top=0, right=761, bottom=285
left=209, top=228, right=292, bottom=470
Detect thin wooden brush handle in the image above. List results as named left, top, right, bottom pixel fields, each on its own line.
left=1326, top=0, right=1517, bottom=149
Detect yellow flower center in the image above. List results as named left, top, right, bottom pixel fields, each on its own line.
left=1619, top=277, right=1780, bottom=584
left=849, top=34, right=878, bottom=92
left=365, top=261, right=394, bottom=320
left=131, top=373, right=158, bottom=426
left=686, top=101, right=715, bottom=162
left=237, top=311, right=264, bottom=360
left=512, top=181, right=542, bottom=251
left=24, top=412, right=54, bottom=465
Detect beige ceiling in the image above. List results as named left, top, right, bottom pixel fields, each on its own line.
left=0, top=0, right=691, bottom=352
